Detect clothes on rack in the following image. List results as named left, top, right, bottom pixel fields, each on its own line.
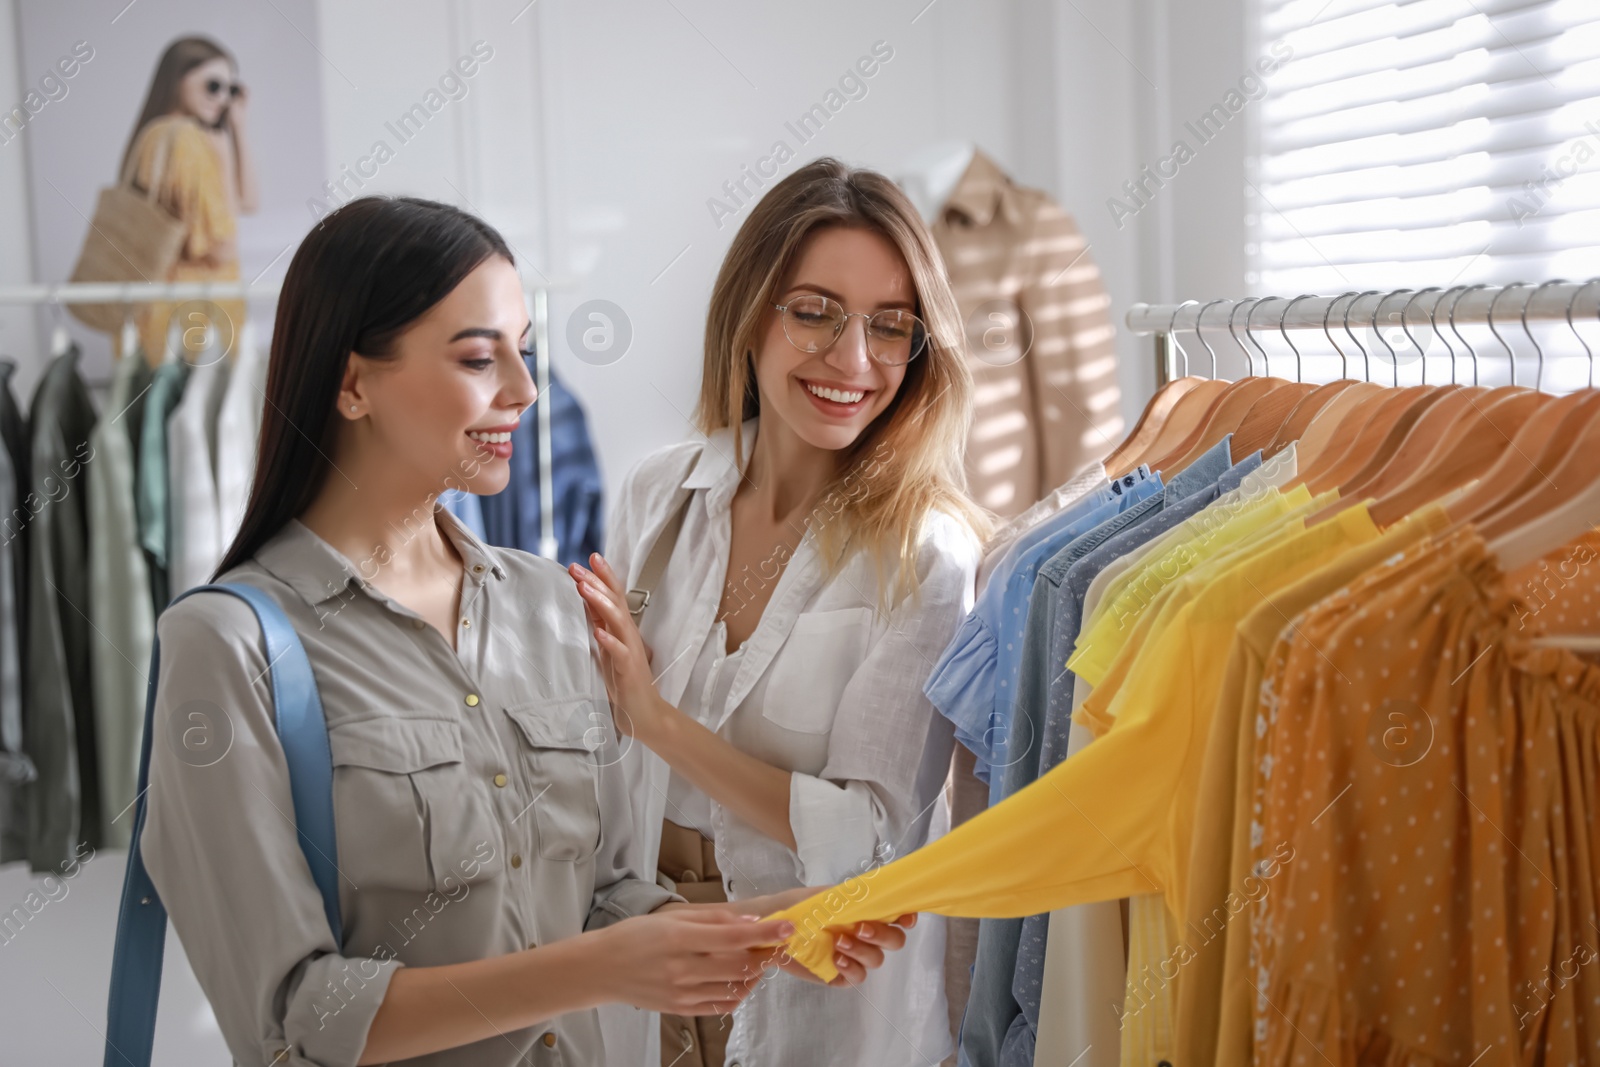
left=479, top=366, right=603, bottom=566
left=0, top=329, right=270, bottom=872
left=23, top=344, right=99, bottom=870
left=87, top=348, right=155, bottom=851
left=929, top=149, right=1122, bottom=520
left=766, top=350, right=1600, bottom=1067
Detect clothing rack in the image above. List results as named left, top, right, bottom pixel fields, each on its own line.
left=1126, top=280, right=1600, bottom=389
left=3, top=277, right=571, bottom=560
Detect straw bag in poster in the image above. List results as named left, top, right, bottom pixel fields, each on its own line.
left=627, top=487, right=734, bottom=1067
left=67, top=125, right=186, bottom=333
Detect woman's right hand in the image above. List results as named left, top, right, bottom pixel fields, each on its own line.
left=587, top=907, right=795, bottom=1015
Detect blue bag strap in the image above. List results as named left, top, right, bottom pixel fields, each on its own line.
left=103, top=581, right=341, bottom=1067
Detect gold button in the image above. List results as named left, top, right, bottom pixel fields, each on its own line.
left=493, top=773, right=507, bottom=788
left=461, top=617, right=470, bottom=628
left=465, top=694, right=479, bottom=707
left=679, top=869, right=699, bottom=883
left=412, top=618, right=425, bottom=629
left=511, top=853, right=523, bottom=868
left=541, top=1032, right=556, bottom=1047
left=473, top=563, right=486, bottom=574
left=528, top=939, right=537, bottom=950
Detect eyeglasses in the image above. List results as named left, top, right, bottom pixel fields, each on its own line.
left=205, top=79, right=243, bottom=99
left=772, top=294, right=928, bottom=367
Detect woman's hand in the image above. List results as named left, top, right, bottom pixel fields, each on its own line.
left=570, top=554, right=673, bottom=743
left=588, top=907, right=796, bottom=1015
left=734, top=886, right=918, bottom=988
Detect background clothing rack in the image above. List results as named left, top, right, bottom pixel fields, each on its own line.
left=3, top=278, right=572, bottom=561
left=1126, top=280, right=1600, bottom=388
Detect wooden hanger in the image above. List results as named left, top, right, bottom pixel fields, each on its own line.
left=1351, top=385, right=1484, bottom=499
left=1114, top=298, right=1242, bottom=476
left=1448, top=389, right=1599, bottom=530
left=1303, top=384, right=1441, bottom=496
left=1150, top=297, right=1291, bottom=473
left=1488, top=406, right=1600, bottom=571
left=1231, top=381, right=1315, bottom=460
left=1367, top=389, right=1552, bottom=528
left=1102, top=376, right=1199, bottom=474
left=1102, top=302, right=1205, bottom=473
left=1452, top=283, right=1600, bottom=527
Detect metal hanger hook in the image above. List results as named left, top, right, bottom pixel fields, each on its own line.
left=1399, top=287, right=1439, bottom=385
left=1371, top=289, right=1412, bottom=387
left=1280, top=294, right=1315, bottom=383
left=1323, top=291, right=1359, bottom=379
left=1487, top=281, right=1526, bottom=386
left=1229, top=297, right=1264, bottom=377
left=1245, top=296, right=1278, bottom=379
left=1193, top=299, right=1227, bottom=379
left=1345, top=290, right=1379, bottom=382
left=1450, top=283, right=1488, bottom=386
left=1523, top=279, right=1566, bottom=393
left=1166, top=299, right=1198, bottom=378
left=1568, top=278, right=1600, bottom=390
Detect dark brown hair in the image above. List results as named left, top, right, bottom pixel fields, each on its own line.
left=212, top=196, right=513, bottom=579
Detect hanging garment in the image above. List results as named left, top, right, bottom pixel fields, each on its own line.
left=926, top=467, right=1157, bottom=791
left=1183, top=501, right=1451, bottom=1067
left=930, top=149, right=1122, bottom=518
left=140, top=504, right=681, bottom=1067
left=479, top=368, right=603, bottom=566
left=167, top=349, right=233, bottom=596
left=21, top=345, right=100, bottom=871
left=136, top=360, right=190, bottom=611
left=765, top=495, right=1383, bottom=982
left=1249, top=527, right=1600, bottom=1065
left=966, top=437, right=1247, bottom=1067
left=0, top=358, right=32, bottom=866
left=214, top=322, right=268, bottom=551
left=602, top=418, right=977, bottom=1067
left=0, top=370, right=27, bottom=865
left=976, top=460, right=1105, bottom=592
left=87, top=349, right=156, bottom=850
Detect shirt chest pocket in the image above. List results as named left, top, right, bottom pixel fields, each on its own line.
left=504, top=697, right=606, bottom=863
left=761, top=607, right=874, bottom=735
left=327, top=716, right=505, bottom=895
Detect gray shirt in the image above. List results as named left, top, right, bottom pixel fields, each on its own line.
left=142, top=504, right=680, bottom=1067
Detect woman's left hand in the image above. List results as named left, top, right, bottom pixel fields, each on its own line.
left=570, top=554, right=672, bottom=743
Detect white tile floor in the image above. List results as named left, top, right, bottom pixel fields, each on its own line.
left=0, top=848, right=229, bottom=1064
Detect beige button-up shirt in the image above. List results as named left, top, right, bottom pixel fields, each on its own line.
left=932, top=149, right=1123, bottom=519
left=141, top=504, right=679, bottom=1067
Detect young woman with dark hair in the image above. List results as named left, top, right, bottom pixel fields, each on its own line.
left=142, top=195, right=906, bottom=1067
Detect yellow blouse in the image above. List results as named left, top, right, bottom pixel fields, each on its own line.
left=123, top=114, right=241, bottom=363
left=765, top=501, right=1381, bottom=981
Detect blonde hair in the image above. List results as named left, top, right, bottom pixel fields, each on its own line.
left=695, top=156, right=993, bottom=608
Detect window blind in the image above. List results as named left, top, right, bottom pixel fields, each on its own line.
left=1249, top=0, right=1600, bottom=293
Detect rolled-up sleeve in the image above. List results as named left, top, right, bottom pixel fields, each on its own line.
left=788, top=513, right=978, bottom=885
left=583, top=653, right=684, bottom=929
left=142, top=594, right=401, bottom=1067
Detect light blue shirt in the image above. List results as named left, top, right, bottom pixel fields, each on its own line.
left=924, top=466, right=1157, bottom=788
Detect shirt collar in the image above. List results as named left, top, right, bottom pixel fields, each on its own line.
left=941, top=149, right=1024, bottom=229
left=682, top=416, right=759, bottom=514
left=255, top=501, right=507, bottom=608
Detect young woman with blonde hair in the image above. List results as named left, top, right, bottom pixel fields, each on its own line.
left=571, top=157, right=992, bottom=1066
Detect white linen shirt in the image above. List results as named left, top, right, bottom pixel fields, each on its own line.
left=604, top=418, right=980, bottom=1067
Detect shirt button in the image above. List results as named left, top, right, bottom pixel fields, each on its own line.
left=461, top=618, right=470, bottom=628
left=472, top=563, right=486, bottom=574
left=412, top=618, right=425, bottom=629
left=511, top=853, right=523, bottom=868
left=493, top=773, right=508, bottom=788
left=528, top=939, right=538, bottom=950
left=465, top=693, right=479, bottom=707
left=541, top=1032, right=556, bottom=1047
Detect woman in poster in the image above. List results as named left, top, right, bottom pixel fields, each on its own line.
left=117, top=36, right=256, bottom=361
